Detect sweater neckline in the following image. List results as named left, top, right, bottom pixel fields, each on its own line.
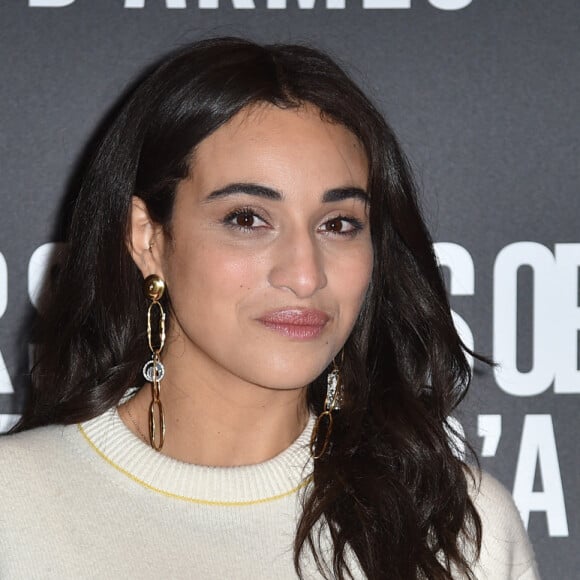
left=78, top=406, right=314, bottom=505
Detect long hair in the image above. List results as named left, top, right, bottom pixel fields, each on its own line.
left=15, top=37, right=481, bottom=579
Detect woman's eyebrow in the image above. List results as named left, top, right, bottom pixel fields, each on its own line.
left=204, top=183, right=282, bottom=202
left=203, top=183, right=368, bottom=203
left=322, top=187, right=368, bottom=203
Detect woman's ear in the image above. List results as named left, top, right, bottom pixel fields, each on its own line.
left=127, top=196, right=166, bottom=279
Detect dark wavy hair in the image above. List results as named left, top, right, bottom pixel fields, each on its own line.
left=15, top=37, right=481, bottom=579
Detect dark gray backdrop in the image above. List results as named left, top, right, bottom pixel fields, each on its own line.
left=1, top=1, right=578, bottom=578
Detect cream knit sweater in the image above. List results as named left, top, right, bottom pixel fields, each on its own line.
left=0, top=408, right=539, bottom=579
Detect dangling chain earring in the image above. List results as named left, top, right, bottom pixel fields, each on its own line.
left=143, top=274, right=166, bottom=451
left=310, top=353, right=344, bottom=459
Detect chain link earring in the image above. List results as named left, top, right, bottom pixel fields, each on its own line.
left=143, top=274, right=166, bottom=451
left=310, top=352, right=344, bottom=459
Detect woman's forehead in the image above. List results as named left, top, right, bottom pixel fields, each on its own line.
left=186, top=103, right=368, bottom=193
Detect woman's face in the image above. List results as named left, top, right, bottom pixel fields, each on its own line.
left=141, top=104, right=372, bottom=392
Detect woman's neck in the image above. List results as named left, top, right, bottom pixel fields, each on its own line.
left=119, top=363, right=309, bottom=467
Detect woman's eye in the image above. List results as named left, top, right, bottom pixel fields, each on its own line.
left=235, top=213, right=256, bottom=228
left=324, top=218, right=348, bottom=233
left=225, top=209, right=268, bottom=231
left=320, top=216, right=363, bottom=236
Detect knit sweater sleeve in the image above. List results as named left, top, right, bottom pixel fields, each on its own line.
left=469, top=470, right=541, bottom=580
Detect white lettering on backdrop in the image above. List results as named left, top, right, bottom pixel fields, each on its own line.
left=28, top=0, right=474, bottom=9
left=27, top=243, right=67, bottom=313
left=513, top=415, right=568, bottom=537
left=28, top=0, right=75, bottom=6
left=434, top=241, right=575, bottom=538
left=0, top=252, right=13, bottom=398
left=493, top=242, right=580, bottom=396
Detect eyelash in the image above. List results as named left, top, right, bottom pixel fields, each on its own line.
left=222, top=207, right=365, bottom=237
left=320, top=215, right=364, bottom=237
left=223, top=207, right=269, bottom=232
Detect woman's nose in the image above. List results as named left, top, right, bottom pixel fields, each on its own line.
left=267, top=229, right=328, bottom=299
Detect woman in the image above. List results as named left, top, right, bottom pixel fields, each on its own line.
left=0, top=37, right=538, bottom=579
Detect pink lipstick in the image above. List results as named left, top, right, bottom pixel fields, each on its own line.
left=257, top=308, right=329, bottom=340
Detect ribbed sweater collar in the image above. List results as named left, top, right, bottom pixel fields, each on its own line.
left=78, top=407, right=314, bottom=505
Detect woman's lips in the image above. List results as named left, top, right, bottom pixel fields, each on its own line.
left=257, top=308, right=330, bottom=339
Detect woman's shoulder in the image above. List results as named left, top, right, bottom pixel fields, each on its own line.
left=467, top=468, right=521, bottom=518
left=0, top=423, right=88, bottom=536
left=0, top=423, right=68, bottom=451
left=465, top=468, right=541, bottom=580
left=0, top=424, right=74, bottom=485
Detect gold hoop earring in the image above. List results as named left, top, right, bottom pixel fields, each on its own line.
left=310, top=353, right=343, bottom=459
left=143, top=274, right=166, bottom=451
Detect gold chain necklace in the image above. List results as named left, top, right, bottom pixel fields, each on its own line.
left=124, top=403, right=148, bottom=445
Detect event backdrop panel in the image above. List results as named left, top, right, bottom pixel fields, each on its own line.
left=1, top=1, right=578, bottom=578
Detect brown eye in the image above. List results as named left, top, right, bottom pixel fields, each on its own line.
left=325, top=218, right=344, bottom=232
left=225, top=210, right=269, bottom=231
left=319, top=216, right=363, bottom=236
left=236, top=213, right=255, bottom=227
